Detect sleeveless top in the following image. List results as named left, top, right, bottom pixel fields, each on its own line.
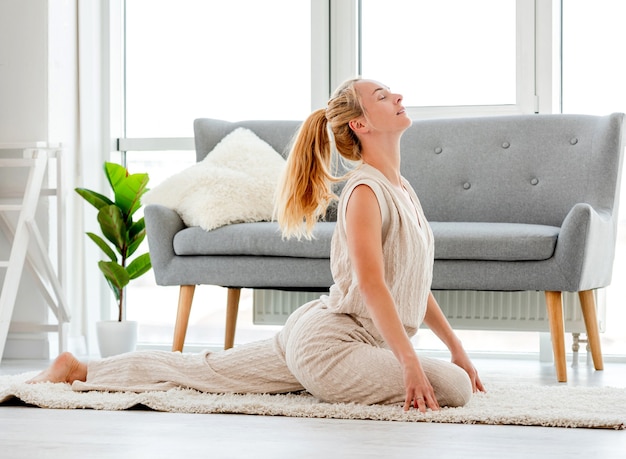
left=321, top=164, right=435, bottom=342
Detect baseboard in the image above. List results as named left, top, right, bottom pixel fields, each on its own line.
left=2, top=335, right=50, bottom=360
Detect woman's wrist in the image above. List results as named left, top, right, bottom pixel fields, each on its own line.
left=446, top=337, right=466, bottom=356
left=396, top=348, right=421, bottom=368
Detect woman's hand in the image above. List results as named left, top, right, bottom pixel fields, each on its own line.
left=451, top=349, right=485, bottom=393
left=402, top=358, right=440, bottom=412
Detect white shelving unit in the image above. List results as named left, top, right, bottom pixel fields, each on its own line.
left=0, top=142, right=70, bottom=361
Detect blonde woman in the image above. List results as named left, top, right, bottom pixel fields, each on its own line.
left=29, top=78, right=484, bottom=412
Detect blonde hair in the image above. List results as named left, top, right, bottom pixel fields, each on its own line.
left=275, top=78, right=365, bottom=239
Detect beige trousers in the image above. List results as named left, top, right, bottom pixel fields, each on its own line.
left=72, top=301, right=472, bottom=407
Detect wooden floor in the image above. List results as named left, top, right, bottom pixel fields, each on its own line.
left=1, top=355, right=625, bottom=459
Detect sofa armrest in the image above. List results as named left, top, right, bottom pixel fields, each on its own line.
left=554, top=202, right=617, bottom=290
left=144, top=204, right=187, bottom=281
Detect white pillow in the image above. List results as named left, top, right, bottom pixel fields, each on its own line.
left=143, top=127, right=286, bottom=231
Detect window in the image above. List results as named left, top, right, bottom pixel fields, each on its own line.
left=561, top=0, right=626, bottom=115
left=125, top=0, right=312, bottom=138
left=121, top=0, right=313, bottom=347
left=360, top=0, right=517, bottom=108
left=354, top=0, right=536, bottom=118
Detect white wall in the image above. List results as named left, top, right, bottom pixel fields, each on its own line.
left=0, top=1, right=48, bottom=140
left=0, top=0, right=78, bottom=359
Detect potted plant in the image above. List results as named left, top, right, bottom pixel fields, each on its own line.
left=75, top=162, right=152, bottom=357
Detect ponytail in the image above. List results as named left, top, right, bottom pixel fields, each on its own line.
left=275, top=109, right=338, bottom=240
left=275, top=78, right=365, bottom=240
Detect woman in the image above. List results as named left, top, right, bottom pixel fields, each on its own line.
left=29, top=78, right=484, bottom=412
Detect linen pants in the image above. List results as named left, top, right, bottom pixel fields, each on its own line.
left=72, top=300, right=473, bottom=407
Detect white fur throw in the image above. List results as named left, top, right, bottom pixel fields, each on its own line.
left=143, top=128, right=286, bottom=231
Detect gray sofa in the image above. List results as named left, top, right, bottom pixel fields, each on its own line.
left=145, top=113, right=625, bottom=382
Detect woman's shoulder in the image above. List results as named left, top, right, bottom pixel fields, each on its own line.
left=339, top=165, right=393, bottom=228
left=342, top=166, right=386, bottom=200
left=343, top=164, right=390, bottom=191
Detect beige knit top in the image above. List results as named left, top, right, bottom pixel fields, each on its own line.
left=322, top=164, right=435, bottom=342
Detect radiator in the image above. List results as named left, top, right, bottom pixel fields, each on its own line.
left=253, top=289, right=606, bottom=333
left=253, top=290, right=322, bottom=325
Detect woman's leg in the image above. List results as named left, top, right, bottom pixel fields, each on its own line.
left=283, top=305, right=472, bottom=407
left=68, top=337, right=304, bottom=394
left=28, top=301, right=320, bottom=394
left=29, top=336, right=304, bottom=395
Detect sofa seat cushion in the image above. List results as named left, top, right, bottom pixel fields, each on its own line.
left=174, top=220, right=558, bottom=262
left=174, top=221, right=334, bottom=259
left=430, top=222, right=560, bottom=261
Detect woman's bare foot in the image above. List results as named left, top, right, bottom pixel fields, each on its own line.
left=26, top=352, right=88, bottom=384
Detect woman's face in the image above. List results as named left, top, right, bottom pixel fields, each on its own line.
left=353, top=79, right=412, bottom=134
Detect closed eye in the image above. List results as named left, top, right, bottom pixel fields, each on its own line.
left=373, top=86, right=390, bottom=101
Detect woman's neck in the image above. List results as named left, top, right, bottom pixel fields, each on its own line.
left=360, top=137, right=403, bottom=187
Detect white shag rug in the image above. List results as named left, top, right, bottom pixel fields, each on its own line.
left=1, top=372, right=624, bottom=430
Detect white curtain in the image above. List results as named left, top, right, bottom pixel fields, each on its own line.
left=70, top=0, right=121, bottom=356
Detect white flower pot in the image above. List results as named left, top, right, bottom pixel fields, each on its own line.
left=96, top=320, right=138, bottom=358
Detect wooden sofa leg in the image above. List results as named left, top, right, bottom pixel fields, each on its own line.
left=172, top=285, right=196, bottom=352
left=578, top=290, right=604, bottom=371
left=224, top=288, right=241, bottom=350
left=545, top=291, right=567, bottom=382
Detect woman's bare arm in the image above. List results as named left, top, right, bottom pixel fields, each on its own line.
left=423, top=292, right=485, bottom=392
left=345, top=184, right=439, bottom=412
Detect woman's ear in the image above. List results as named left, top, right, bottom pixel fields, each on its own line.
left=349, top=118, right=366, bottom=133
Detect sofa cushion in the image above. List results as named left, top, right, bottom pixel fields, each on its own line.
left=174, top=221, right=334, bottom=259
left=430, top=222, right=560, bottom=261
left=173, top=220, right=558, bottom=262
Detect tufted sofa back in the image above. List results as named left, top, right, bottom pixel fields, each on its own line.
left=401, top=113, right=624, bottom=227
left=194, top=118, right=301, bottom=161
left=194, top=113, right=624, bottom=228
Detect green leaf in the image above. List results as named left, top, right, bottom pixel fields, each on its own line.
left=103, top=162, right=127, bottom=194
left=121, top=173, right=149, bottom=217
left=97, top=205, right=127, bottom=255
left=127, top=230, right=146, bottom=258
left=86, top=232, right=118, bottom=262
left=127, top=218, right=146, bottom=257
left=75, top=188, right=114, bottom=211
left=129, top=217, right=145, bottom=239
left=98, top=260, right=130, bottom=300
left=104, top=162, right=149, bottom=218
left=126, top=253, right=152, bottom=280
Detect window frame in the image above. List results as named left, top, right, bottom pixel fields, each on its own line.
left=330, top=0, right=541, bottom=119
